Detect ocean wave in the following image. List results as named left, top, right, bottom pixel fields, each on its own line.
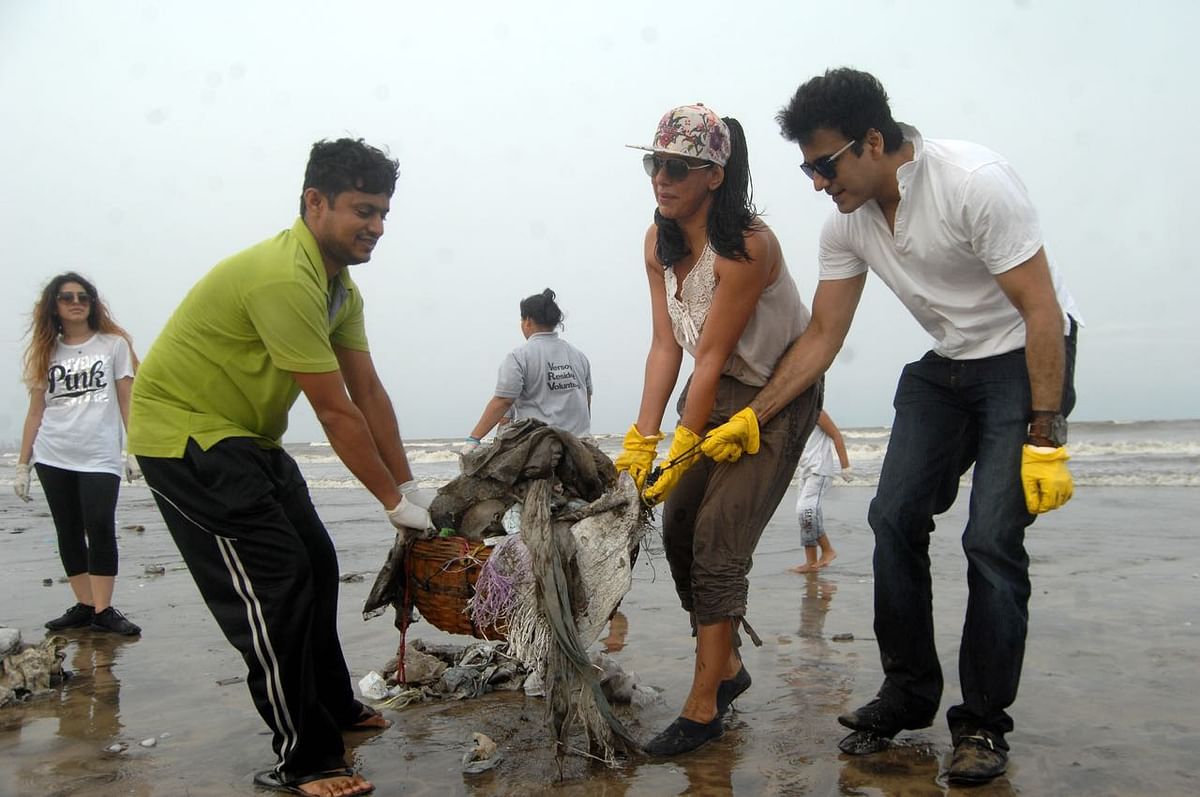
left=409, top=450, right=462, bottom=464
left=294, top=450, right=462, bottom=466
left=1067, top=441, right=1200, bottom=457
left=291, top=454, right=343, bottom=465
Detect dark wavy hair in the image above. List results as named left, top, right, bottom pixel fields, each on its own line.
left=299, top=138, right=400, bottom=217
left=520, top=288, right=564, bottom=330
left=653, top=116, right=759, bottom=267
left=22, top=272, right=138, bottom=389
left=777, top=68, right=904, bottom=155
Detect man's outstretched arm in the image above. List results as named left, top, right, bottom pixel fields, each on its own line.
left=335, top=346, right=415, bottom=486
left=701, top=274, right=865, bottom=463
left=751, top=274, right=866, bottom=424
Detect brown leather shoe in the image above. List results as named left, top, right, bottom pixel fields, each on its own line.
left=947, top=733, right=1008, bottom=784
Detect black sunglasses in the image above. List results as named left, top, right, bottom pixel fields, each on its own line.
left=643, top=153, right=713, bottom=181
left=57, top=291, right=92, bottom=305
left=800, top=139, right=857, bottom=181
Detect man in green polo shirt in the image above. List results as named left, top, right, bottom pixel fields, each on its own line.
left=130, top=138, right=425, bottom=797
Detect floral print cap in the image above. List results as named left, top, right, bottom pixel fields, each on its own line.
left=627, top=103, right=731, bottom=166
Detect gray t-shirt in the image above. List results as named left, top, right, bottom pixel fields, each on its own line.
left=494, top=332, right=592, bottom=437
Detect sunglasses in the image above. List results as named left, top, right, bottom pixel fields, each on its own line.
left=56, top=291, right=92, bottom=305
left=800, top=139, right=857, bottom=181
left=643, top=153, right=713, bottom=181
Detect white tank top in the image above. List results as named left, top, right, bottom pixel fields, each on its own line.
left=663, top=241, right=810, bottom=387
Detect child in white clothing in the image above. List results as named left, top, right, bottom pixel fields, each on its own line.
left=792, top=410, right=851, bottom=573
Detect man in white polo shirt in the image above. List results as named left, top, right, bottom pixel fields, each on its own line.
left=700, top=68, right=1080, bottom=784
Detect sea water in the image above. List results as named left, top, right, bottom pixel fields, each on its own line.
left=3, top=419, right=1195, bottom=491
left=278, top=419, right=1200, bottom=490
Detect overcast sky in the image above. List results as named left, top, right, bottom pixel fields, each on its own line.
left=2, top=0, right=1196, bottom=444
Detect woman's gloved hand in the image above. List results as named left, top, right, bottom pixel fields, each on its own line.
left=614, top=424, right=664, bottom=490
left=700, top=407, right=760, bottom=463
left=641, top=425, right=703, bottom=505
left=124, top=454, right=142, bottom=483
left=14, top=463, right=32, bottom=503
left=1021, top=445, right=1074, bottom=513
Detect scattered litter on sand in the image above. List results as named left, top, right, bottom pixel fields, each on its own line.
left=1, top=635, right=69, bottom=708
left=462, top=731, right=501, bottom=774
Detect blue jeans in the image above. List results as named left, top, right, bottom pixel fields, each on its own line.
left=866, top=322, right=1077, bottom=747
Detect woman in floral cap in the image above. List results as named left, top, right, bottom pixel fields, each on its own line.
left=616, top=104, right=822, bottom=754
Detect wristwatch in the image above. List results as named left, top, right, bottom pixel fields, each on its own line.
left=1028, top=411, right=1068, bottom=447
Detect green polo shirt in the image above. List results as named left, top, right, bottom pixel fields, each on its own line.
left=129, top=219, right=369, bottom=457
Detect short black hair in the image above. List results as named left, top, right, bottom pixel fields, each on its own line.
left=299, top=138, right=400, bottom=217
left=520, top=288, right=564, bottom=329
left=777, top=68, right=904, bottom=153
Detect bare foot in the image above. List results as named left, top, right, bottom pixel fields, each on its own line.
left=790, top=563, right=820, bottom=574
left=602, top=611, right=629, bottom=652
left=297, top=772, right=374, bottom=797
left=343, top=703, right=391, bottom=732
left=817, top=551, right=838, bottom=569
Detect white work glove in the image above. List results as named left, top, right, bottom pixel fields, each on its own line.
left=124, top=454, right=142, bottom=483
left=387, top=480, right=434, bottom=531
left=14, top=463, right=32, bottom=503
left=839, top=466, right=854, bottom=483
left=461, top=436, right=481, bottom=456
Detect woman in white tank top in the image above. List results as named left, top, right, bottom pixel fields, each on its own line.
left=616, top=104, right=821, bottom=755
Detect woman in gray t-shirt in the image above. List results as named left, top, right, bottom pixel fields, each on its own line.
left=464, top=288, right=592, bottom=450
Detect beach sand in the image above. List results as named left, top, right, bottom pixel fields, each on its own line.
left=2, top=483, right=1197, bottom=796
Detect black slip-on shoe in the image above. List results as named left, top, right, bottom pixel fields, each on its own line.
left=45, top=602, right=95, bottom=630
left=838, top=729, right=895, bottom=755
left=643, top=716, right=724, bottom=756
left=947, top=733, right=1008, bottom=784
left=837, top=694, right=936, bottom=738
left=90, top=607, right=141, bottom=636
left=715, top=666, right=752, bottom=716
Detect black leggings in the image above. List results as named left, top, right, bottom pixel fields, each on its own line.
left=34, top=464, right=121, bottom=577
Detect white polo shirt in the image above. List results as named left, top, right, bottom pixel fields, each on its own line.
left=819, top=124, right=1079, bottom=360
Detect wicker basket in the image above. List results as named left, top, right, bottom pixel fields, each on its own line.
left=405, top=536, right=506, bottom=640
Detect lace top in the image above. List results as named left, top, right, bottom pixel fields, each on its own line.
left=664, top=243, right=718, bottom=349
left=662, top=241, right=810, bottom=386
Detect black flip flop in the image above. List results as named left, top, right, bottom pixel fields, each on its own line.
left=253, top=767, right=374, bottom=795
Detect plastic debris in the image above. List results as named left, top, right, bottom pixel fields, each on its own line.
left=358, top=671, right=390, bottom=701
left=0, top=628, right=21, bottom=658
left=462, top=732, right=501, bottom=774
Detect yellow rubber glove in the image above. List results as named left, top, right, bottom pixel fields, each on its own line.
left=1021, top=445, right=1074, bottom=514
left=699, top=407, right=760, bottom=463
left=613, top=424, right=665, bottom=490
left=642, top=426, right=703, bottom=505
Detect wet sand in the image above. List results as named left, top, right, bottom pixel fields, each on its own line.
left=2, top=484, right=1197, bottom=796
